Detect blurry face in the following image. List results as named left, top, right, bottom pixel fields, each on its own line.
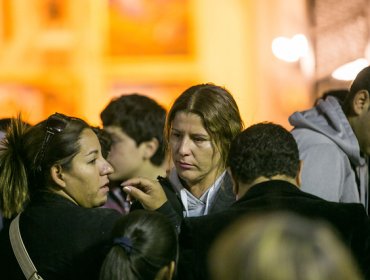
left=61, top=128, right=113, bottom=208
left=104, top=126, right=146, bottom=181
left=170, top=112, right=222, bottom=189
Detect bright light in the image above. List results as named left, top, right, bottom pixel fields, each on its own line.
left=272, top=34, right=309, bottom=63
left=332, top=58, right=369, bottom=81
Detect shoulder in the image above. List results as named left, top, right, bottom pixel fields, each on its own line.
left=292, top=128, right=343, bottom=149
left=296, top=139, right=349, bottom=169
left=157, top=176, right=184, bottom=217
left=59, top=206, right=122, bottom=232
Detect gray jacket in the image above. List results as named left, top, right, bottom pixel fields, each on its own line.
left=289, top=96, right=368, bottom=209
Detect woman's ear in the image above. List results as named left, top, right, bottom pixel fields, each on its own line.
left=50, top=164, right=66, bottom=188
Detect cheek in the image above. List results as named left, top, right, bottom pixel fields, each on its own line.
left=169, top=140, right=179, bottom=152
left=196, top=147, right=217, bottom=165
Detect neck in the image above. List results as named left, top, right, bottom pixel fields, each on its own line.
left=183, top=169, right=225, bottom=198
left=237, top=175, right=298, bottom=199
left=138, top=162, right=167, bottom=181
left=51, top=188, right=79, bottom=205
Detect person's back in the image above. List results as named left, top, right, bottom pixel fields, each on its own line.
left=177, top=123, right=370, bottom=280
left=209, top=212, right=363, bottom=280
left=0, top=114, right=121, bottom=279
left=289, top=68, right=370, bottom=208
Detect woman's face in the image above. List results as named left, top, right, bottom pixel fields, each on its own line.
left=169, top=112, right=222, bottom=189
left=61, top=128, right=113, bottom=208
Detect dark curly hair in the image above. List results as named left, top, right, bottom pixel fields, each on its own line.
left=228, top=122, right=299, bottom=184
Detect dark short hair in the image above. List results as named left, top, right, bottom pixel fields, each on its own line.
left=344, top=66, right=370, bottom=114
left=228, top=122, right=300, bottom=184
left=349, top=66, right=370, bottom=96
left=101, top=94, right=166, bottom=166
left=165, top=83, right=243, bottom=170
left=315, top=89, right=348, bottom=106
left=99, top=210, right=178, bottom=280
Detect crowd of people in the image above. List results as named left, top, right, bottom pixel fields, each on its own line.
left=1, top=66, right=370, bottom=279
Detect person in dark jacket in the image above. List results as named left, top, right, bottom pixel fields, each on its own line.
left=123, top=122, right=370, bottom=280
left=0, top=113, right=121, bottom=280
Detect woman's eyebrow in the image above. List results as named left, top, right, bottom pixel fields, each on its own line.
left=84, top=149, right=99, bottom=157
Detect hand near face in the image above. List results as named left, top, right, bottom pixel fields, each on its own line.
left=121, top=177, right=168, bottom=210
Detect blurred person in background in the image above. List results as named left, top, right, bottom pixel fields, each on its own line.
left=209, top=212, right=363, bottom=280
left=101, top=94, right=168, bottom=214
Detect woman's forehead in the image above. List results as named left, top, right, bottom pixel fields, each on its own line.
left=77, top=129, right=100, bottom=155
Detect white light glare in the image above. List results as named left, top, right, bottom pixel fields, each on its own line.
left=332, top=58, right=369, bottom=81
left=272, top=34, right=309, bottom=63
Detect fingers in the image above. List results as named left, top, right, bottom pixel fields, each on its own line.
left=121, top=176, right=168, bottom=211
left=122, top=177, right=152, bottom=188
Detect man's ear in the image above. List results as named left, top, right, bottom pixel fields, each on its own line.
left=50, top=164, right=66, bottom=188
left=227, top=168, right=239, bottom=197
left=296, top=160, right=303, bottom=187
left=154, top=261, right=175, bottom=280
left=352, top=90, right=370, bottom=116
left=143, top=138, right=159, bottom=160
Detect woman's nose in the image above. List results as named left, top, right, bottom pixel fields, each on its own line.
left=178, top=138, right=191, bottom=155
left=102, top=160, right=114, bottom=175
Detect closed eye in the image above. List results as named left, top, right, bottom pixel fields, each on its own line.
left=193, top=137, right=207, bottom=142
left=171, top=132, right=181, bottom=138
left=88, top=158, right=97, bottom=164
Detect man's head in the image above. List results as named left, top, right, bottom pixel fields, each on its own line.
left=343, top=66, right=370, bottom=156
left=100, top=94, right=167, bottom=181
left=228, top=122, right=300, bottom=197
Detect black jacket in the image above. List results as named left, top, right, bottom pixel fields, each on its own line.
left=132, top=174, right=236, bottom=231
left=178, top=180, right=370, bottom=280
left=0, top=192, right=121, bottom=280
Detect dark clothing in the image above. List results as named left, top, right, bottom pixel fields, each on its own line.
left=133, top=174, right=236, bottom=232
left=0, top=192, right=121, bottom=280
left=178, top=180, right=370, bottom=280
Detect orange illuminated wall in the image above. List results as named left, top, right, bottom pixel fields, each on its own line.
left=0, top=0, right=201, bottom=125
left=0, top=0, right=314, bottom=128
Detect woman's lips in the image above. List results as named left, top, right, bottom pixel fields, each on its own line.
left=177, top=161, right=193, bottom=170
left=100, top=180, right=110, bottom=189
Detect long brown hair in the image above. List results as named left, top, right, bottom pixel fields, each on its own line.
left=165, top=83, right=244, bottom=170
